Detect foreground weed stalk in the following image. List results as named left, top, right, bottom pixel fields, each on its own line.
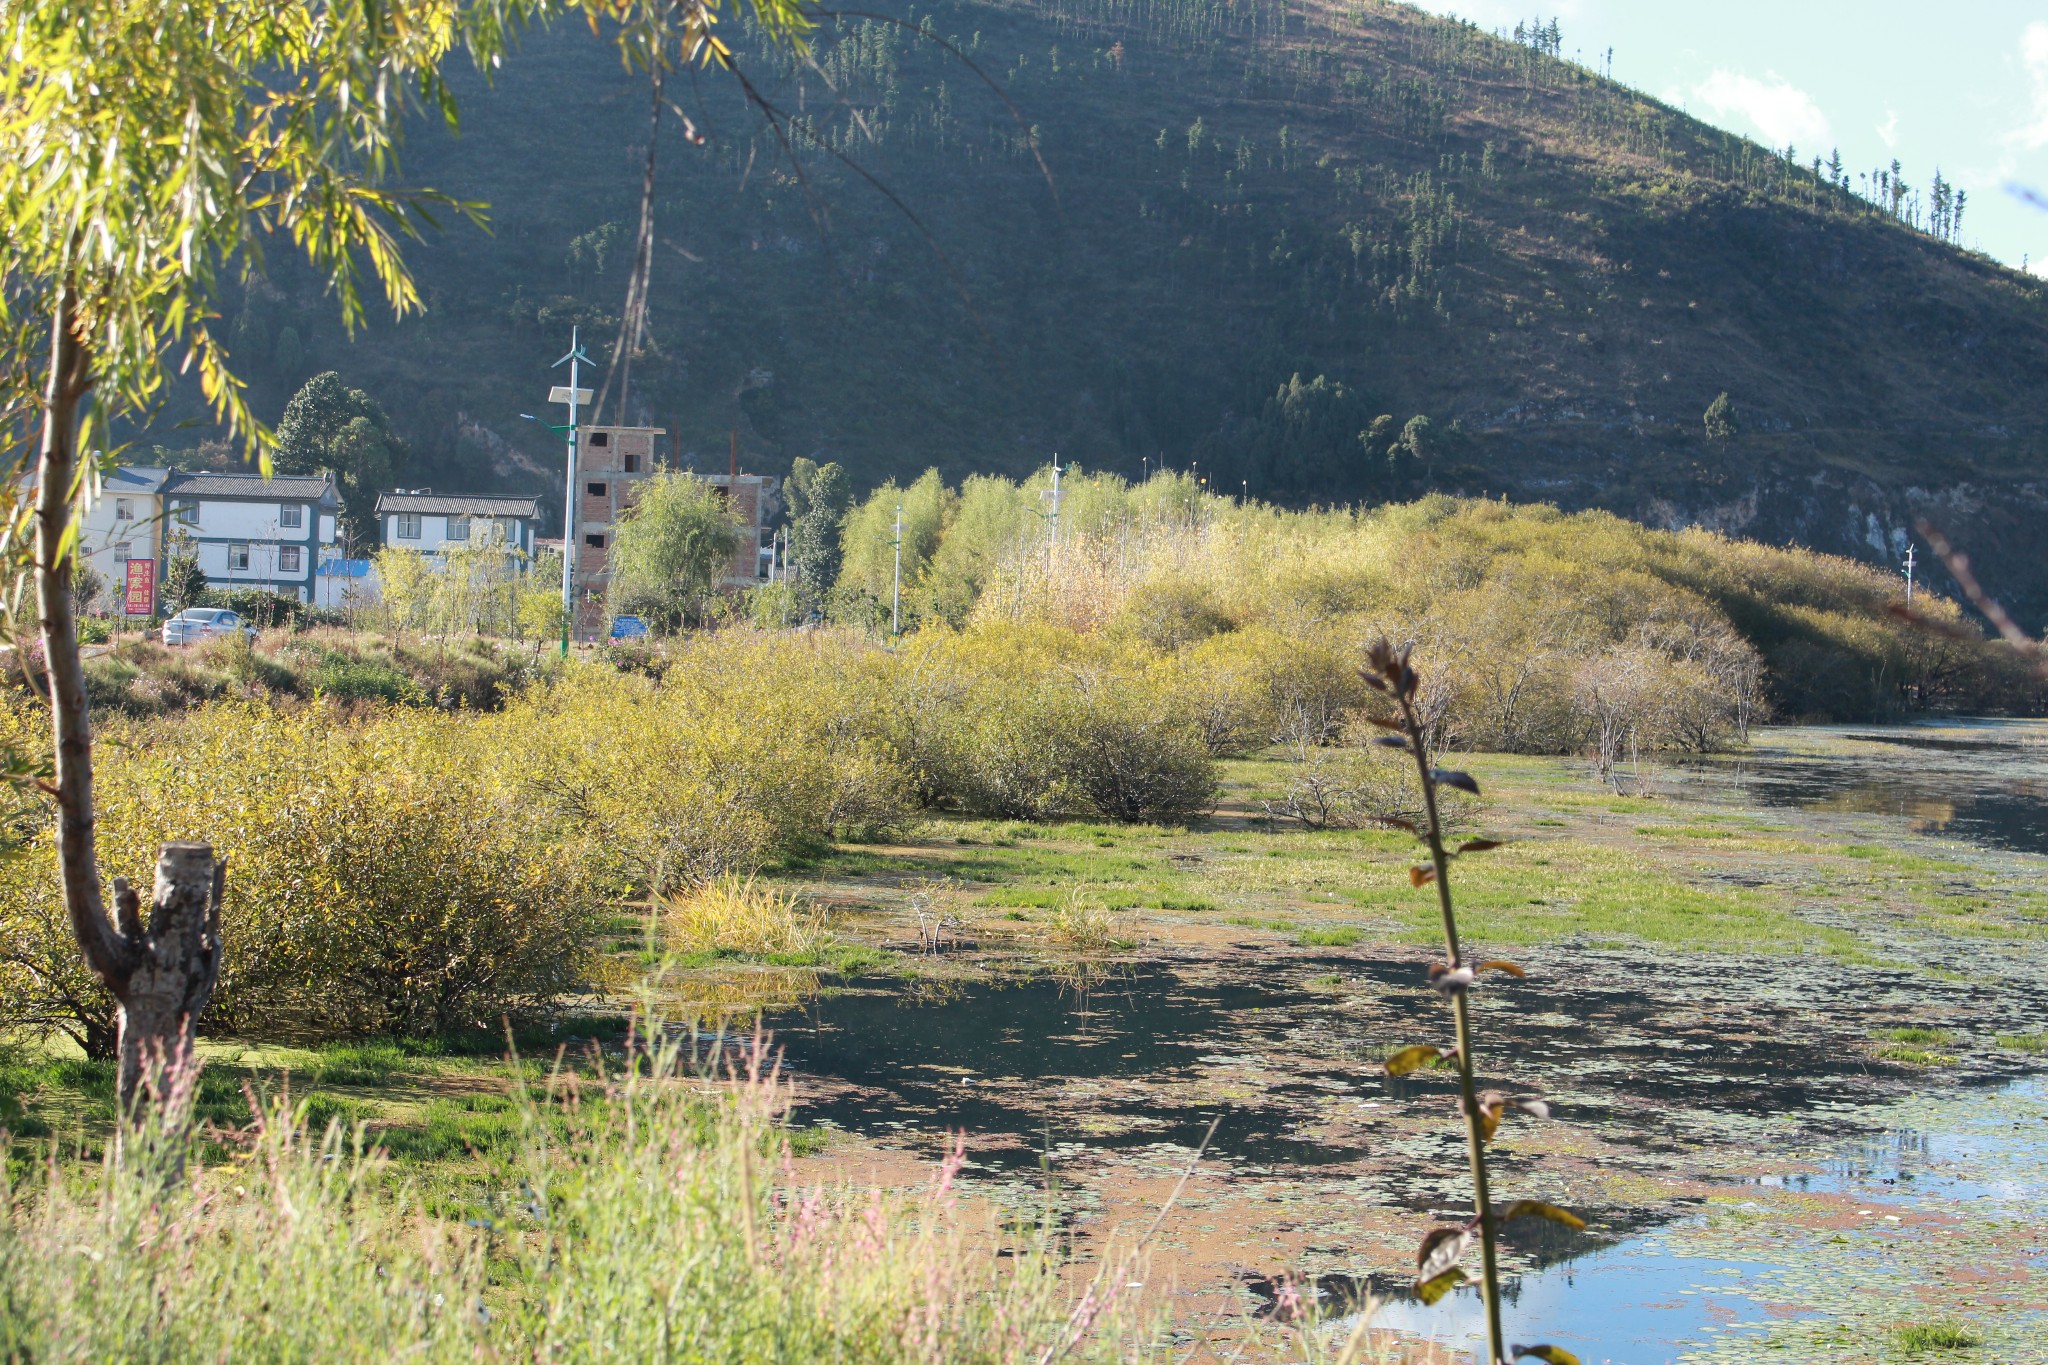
left=1364, top=641, right=1583, bottom=1365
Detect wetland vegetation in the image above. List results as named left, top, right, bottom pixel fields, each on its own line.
left=2, top=689, right=2042, bottom=1360
left=4, top=504, right=2044, bottom=1359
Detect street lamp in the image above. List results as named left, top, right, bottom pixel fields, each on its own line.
left=519, top=327, right=592, bottom=656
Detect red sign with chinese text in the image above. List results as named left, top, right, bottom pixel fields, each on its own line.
left=123, top=559, right=155, bottom=617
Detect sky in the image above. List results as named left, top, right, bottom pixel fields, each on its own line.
left=1401, top=1, right=2048, bottom=274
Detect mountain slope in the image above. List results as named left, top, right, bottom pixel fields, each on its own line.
left=198, top=0, right=2048, bottom=617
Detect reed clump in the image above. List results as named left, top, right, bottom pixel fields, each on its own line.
left=661, top=875, right=834, bottom=958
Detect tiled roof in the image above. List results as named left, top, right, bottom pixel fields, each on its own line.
left=374, top=491, right=543, bottom=517
left=105, top=466, right=171, bottom=493
left=162, top=471, right=336, bottom=500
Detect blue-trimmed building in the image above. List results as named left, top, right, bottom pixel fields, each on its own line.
left=161, top=471, right=345, bottom=605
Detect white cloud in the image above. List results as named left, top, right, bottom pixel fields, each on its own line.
left=1875, top=108, right=1899, bottom=149
left=1689, top=69, right=1831, bottom=152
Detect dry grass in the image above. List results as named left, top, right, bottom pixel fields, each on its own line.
left=1042, top=888, right=1137, bottom=953
left=661, top=874, right=835, bottom=957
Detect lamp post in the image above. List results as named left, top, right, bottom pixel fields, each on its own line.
left=890, top=501, right=903, bottom=637
left=520, top=328, right=593, bottom=657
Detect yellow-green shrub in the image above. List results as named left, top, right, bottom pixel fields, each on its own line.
left=0, top=702, right=593, bottom=1045
left=882, top=626, right=1216, bottom=823
left=486, top=632, right=914, bottom=894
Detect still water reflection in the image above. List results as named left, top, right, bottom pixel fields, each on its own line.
left=1678, top=719, right=2048, bottom=855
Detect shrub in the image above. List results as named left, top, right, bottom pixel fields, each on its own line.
left=196, top=586, right=313, bottom=630
left=1261, top=744, right=1410, bottom=830
left=0, top=703, right=595, bottom=1045
left=1067, top=686, right=1216, bottom=823
left=887, top=626, right=1218, bottom=823
left=488, top=636, right=915, bottom=893
left=308, top=653, right=422, bottom=704
left=198, top=632, right=298, bottom=693
left=75, top=616, right=113, bottom=645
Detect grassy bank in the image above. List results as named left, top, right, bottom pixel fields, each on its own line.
left=0, top=1023, right=1159, bottom=1363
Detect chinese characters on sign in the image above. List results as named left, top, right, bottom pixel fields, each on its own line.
left=123, top=559, right=155, bottom=617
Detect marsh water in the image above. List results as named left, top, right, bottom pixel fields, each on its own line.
left=1678, top=718, right=2048, bottom=856
left=760, top=720, right=2048, bottom=1363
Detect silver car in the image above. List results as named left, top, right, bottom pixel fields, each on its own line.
left=162, top=607, right=255, bottom=646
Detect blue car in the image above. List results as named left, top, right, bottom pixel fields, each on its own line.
left=609, top=615, right=650, bottom=640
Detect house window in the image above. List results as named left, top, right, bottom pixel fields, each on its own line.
left=624, top=452, right=641, bottom=473
left=396, top=513, right=421, bottom=540
left=279, top=545, right=303, bottom=573
left=586, top=481, right=607, bottom=498
left=584, top=533, right=606, bottom=549
left=446, top=515, right=470, bottom=542
left=589, top=431, right=610, bottom=447
left=112, top=543, right=129, bottom=564
left=173, top=500, right=198, bottom=525
left=280, top=504, right=303, bottom=529
left=228, top=543, right=251, bottom=571
left=114, top=498, right=133, bottom=521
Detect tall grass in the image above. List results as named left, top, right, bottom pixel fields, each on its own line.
left=660, top=874, right=834, bottom=957
left=0, top=1020, right=1159, bottom=1362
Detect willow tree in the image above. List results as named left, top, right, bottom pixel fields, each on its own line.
left=0, top=0, right=812, bottom=1115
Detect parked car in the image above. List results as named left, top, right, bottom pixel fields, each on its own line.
left=609, top=615, right=650, bottom=640
left=162, top=607, right=255, bottom=647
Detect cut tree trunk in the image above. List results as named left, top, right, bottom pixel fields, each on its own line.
left=34, top=278, right=227, bottom=1117
left=111, top=846, right=227, bottom=1113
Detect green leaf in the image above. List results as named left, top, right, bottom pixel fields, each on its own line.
left=1413, top=1266, right=1467, bottom=1305
left=1513, top=1347, right=1581, bottom=1365
left=1497, top=1199, right=1586, bottom=1232
left=1384, top=1043, right=1444, bottom=1076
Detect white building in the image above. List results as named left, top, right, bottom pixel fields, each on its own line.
left=161, top=471, right=344, bottom=605
left=75, top=466, right=170, bottom=615
left=374, top=491, right=544, bottom=559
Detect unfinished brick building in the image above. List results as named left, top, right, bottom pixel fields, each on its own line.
left=572, top=424, right=660, bottom=640
left=570, top=424, right=781, bottom=639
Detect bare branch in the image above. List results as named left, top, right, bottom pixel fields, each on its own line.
left=1912, top=519, right=2048, bottom=675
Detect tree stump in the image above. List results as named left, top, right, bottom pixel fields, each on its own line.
left=90, top=844, right=227, bottom=1116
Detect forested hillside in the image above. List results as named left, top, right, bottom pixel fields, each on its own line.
left=190, top=0, right=2048, bottom=616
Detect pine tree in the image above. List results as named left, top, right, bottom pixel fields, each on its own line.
left=1703, top=392, right=1738, bottom=443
